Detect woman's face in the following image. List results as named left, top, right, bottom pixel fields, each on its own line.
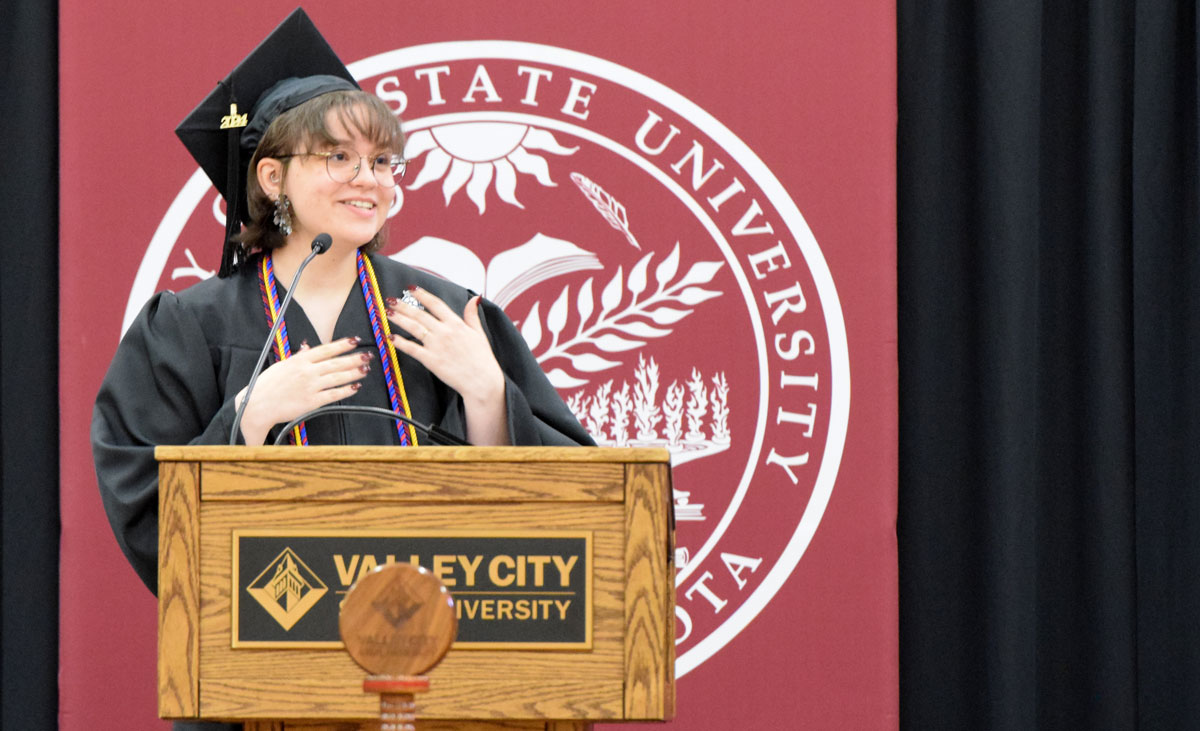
left=282, top=108, right=396, bottom=251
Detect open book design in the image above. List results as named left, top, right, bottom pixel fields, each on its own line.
left=389, top=234, right=603, bottom=309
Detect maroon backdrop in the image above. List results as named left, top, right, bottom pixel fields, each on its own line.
left=59, top=2, right=896, bottom=728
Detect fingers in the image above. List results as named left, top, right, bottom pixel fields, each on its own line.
left=314, top=382, right=364, bottom=405
left=291, top=338, right=377, bottom=384
left=383, top=288, right=503, bottom=404
left=386, top=286, right=464, bottom=336
left=316, top=357, right=369, bottom=388
left=313, top=349, right=374, bottom=379
left=389, top=332, right=419, bottom=360
left=239, top=339, right=370, bottom=440
left=385, top=287, right=487, bottom=352
left=405, top=286, right=458, bottom=322
left=387, top=304, right=428, bottom=342
left=293, top=335, right=364, bottom=362
left=264, top=351, right=368, bottom=395
left=463, top=295, right=484, bottom=333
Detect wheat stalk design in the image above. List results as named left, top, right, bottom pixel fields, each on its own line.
left=610, top=382, right=632, bottom=446
left=526, top=243, right=723, bottom=386
left=634, top=354, right=662, bottom=440
left=663, top=381, right=686, bottom=446
left=685, top=368, right=708, bottom=442
left=568, top=363, right=731, bottom=451
left=710, top=372, right=730, bottom=443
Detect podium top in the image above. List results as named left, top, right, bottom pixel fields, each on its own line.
left=154, top=445, right=671, bottom=464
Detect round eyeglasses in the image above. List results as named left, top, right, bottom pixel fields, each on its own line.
left=278, top=149, right=408, bottom=187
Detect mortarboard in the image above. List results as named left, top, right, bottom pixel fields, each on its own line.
left=175, top=7, right=359, bottom=276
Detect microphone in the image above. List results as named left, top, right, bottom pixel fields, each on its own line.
left=229, top=233, right=332, bottom=445
left=272, top=405, right=472, bottom=447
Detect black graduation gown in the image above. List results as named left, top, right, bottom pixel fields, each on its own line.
left=92, top=253, right=595, bottom=595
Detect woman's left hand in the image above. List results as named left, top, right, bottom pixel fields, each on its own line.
left=386, top=288, right=510, bottom=444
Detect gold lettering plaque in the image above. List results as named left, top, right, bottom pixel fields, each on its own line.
left=231, top=530, right=593, bottom=650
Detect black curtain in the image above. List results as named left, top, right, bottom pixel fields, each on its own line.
left=899, top=0, right=1199, bottom=728
left=0, top=0, right=59, bottom=728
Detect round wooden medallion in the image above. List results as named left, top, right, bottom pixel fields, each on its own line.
left=338, top=563, right=457, bottom=676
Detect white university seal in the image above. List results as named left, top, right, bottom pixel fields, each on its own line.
left=130, top=41, right=850, bottom=677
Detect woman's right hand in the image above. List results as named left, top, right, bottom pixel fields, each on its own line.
left=236, top=336, right=372, bottom=445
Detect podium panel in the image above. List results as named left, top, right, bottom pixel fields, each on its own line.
left=157, top=446, right=674, bottom=728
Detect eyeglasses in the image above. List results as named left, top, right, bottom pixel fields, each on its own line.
left=278, top=149, right=408, bottom=187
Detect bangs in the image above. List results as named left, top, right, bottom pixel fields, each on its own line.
left=289, top=90, right=405, bottom=153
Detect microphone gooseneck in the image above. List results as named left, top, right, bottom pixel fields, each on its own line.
left=228, top=233, right=332, bottom=445
left=272, top=405, right=471, bottom=447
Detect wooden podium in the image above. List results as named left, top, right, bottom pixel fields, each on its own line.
left=156, top=446, right=675, bottom=730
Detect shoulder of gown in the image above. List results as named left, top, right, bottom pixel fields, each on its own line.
left=91, top=277, right=253, bottom=592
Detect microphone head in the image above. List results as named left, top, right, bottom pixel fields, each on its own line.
left=312, top=233, right=332, bottom=254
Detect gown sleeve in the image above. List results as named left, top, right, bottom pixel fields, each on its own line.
left=476, top=297, right=597, bottom=447
left=91, top=291, right=239, bottom=593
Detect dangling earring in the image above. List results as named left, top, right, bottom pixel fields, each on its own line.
left=273, top=193, right=293, bottom=236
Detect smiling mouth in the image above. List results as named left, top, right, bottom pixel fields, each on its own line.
left=343, top=200, right=375, bottom=210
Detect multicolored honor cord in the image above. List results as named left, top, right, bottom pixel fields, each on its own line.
left=257, top=251, right=419, bottom=446
left=357, top=250, right=419, bottom=446
left=258, top=254, right=307, bottom=446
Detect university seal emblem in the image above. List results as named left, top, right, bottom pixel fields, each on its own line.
left=130, top=41, right=850, bottom=677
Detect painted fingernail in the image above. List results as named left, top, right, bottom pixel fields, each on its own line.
left=386, top=297, right=400, bottom=307
left=360, top=364, right=371, bottom=374
left=406, top=285, right=419, bottom=293
left=348, top=336, right=361, bottom=345
left=360, top=352, right=372, bottom=362
left=351, top=382, right=362, bottom=391
left=300, top=339, right=310, bottom=350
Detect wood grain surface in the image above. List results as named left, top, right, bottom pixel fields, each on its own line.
left=622, top=464, right=675, bottom=721
left=200, top=461, right=624, bottom=503
left=199, top=503, right=626, bottom=719
left=156, top=446, right=669, bottom=464
left=246, top=721, right=593, bottom=730
left=158, top=462, right=200, bottom=718
left=157, top=449, right=672, bottom=726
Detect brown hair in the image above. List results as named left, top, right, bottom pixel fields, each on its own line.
left=238, top=90, right=405, bottom=257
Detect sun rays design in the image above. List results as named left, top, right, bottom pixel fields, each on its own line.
left=404, top=122, right=579, bottom=213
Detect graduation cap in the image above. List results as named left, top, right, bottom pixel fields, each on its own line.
left=176, top=7, right=360, bottom=276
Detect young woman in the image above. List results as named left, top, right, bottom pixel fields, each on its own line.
left=91, top=14, right=593, bottom=601
left=231, top=90, right=515, bottom=448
